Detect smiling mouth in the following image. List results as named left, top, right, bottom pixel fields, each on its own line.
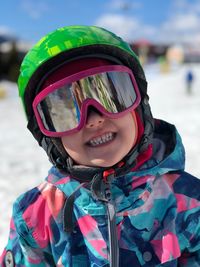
left=87, top=132, right=116, bottom=147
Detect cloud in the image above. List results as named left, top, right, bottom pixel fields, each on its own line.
left=95, top=0, right=200, bottom=44
left=0, top=26, right=16, bottom=42
left=95, top=14, right=140, bottom=41
left=95, top=13, right=157, bottom=42
left=162, top=13, right=199, bottom=32
left=173, top=0, right=200, bottom=14
left=106, top=0, right=142, bottom=11
left=20, top=0, right=49, bottom=19
left=159, top=1, right=200, bottom=44
left=0, top=26, right=13, bottom=36
left=160, top=0, right=200, bottom=43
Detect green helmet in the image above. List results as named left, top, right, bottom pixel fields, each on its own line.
left=18, top=25, right=147, bottom=118
left=18, top=25, right=153, bottom=176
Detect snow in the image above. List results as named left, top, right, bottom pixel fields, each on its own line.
left=0, top=64, right=200, bottom=252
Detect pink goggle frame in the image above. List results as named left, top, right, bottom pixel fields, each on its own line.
left=33, top=65, right=141, bottom=137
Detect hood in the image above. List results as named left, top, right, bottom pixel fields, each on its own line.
left=126, top=119, right=185, bottom=179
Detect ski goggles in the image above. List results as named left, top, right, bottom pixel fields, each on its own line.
left=33, top=65, right=141, bottom=137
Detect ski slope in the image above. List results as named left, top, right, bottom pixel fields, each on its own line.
left=0, top=63, right=200, bottom=252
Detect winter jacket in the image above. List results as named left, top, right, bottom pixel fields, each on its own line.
left=1, top=119, right=200, bottom=267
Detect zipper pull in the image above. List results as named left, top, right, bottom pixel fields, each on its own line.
left=90, top=170, right=115, bottom=202
left=103, top=169, right=115, bottom=201
left=103, top=169, right=115, bottom=183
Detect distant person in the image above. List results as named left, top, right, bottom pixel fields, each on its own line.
left=186, top=69, right=194, bottom=94
left=1, top=26, right=200, bottom=267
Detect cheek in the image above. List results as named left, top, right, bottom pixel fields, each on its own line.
left=61, top=136, right=91, bottom=166
left=121, top=112, right=138, bottom=147
left=61, top=135, right=82, bottom=156
left=61, top=138, right=82, bottom=164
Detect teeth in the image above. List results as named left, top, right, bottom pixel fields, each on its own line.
left=89, top=133, right=114, bottom=146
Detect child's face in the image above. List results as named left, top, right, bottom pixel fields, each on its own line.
left=61, top=110, right=138, bottom=167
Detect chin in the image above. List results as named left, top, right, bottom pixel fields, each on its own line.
left=90, top=158, right=122, bottom=168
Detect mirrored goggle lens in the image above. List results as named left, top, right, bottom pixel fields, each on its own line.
left=33, top=65, right=141, bottom=136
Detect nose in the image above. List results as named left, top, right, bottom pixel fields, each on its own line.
left=85, top=110, right=105, bottom=129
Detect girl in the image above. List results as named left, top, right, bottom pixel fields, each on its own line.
left=1, top=25, right=200, bottom=267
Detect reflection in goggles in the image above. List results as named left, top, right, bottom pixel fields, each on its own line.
left=33, top=65, right=141, bottom=136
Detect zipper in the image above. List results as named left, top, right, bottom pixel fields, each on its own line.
left=64, top=170, right=120, bottom=266
left=103, top=170, right=119, bottom=267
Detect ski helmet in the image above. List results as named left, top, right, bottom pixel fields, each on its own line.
left=18, top=25, right=154, bottom=176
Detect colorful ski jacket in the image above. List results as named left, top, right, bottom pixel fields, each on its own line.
left=1, top=120, right=200, bottom=267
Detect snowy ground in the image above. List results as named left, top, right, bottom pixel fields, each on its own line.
left=0, top=63, right=200, bottom=252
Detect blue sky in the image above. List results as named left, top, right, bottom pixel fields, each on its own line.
left=1, top=0, right=200, bottom=44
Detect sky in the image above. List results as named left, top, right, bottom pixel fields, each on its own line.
left=1, top=0, right=200, bottom=45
